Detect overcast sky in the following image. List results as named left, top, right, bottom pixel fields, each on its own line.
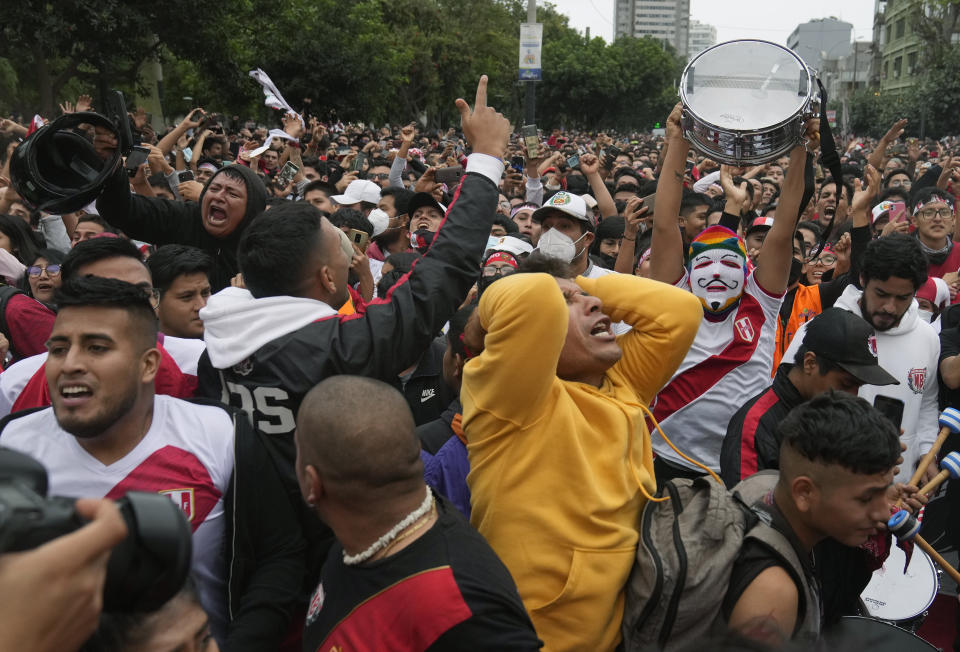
left=549, top=0, right=876, bottom=45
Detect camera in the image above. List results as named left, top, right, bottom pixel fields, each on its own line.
left=0, top=447, right=192, bottom=612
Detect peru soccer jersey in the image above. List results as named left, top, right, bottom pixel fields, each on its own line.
left=0, top=394, right=234, bottom=630
left=651, top=271, right=783, bottom=472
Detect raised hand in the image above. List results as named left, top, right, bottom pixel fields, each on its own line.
left=455, top=75, right=510, bottom=158
left=401, top=123, right=416, bottom=143
left=579, top=152, right=600, bottom=176
left=75, top=94, right=93, bottom=113
left=623, top=196, right=650, bottom=236
left=851, top=164, right=881, bottom=216
left=182, top=108, right=205, bottom=130
left=281, top=112, right=303, bottom=139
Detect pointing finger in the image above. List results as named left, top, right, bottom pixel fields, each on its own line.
left=475, top=75, right=488, bottom=111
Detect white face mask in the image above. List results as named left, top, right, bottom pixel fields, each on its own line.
left=545, top=181, right=562, bottom=191
left=918, top=308, right=934, bottom=323
left=536, top=228, right=587, bottom=263
left=688, top=249, right=746, bottom=313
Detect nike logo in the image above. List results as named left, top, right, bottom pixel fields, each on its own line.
left=420, top=389, right=436, bottom=403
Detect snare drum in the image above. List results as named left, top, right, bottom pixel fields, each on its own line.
left=824, top=616, right=937, bottom=651
left=679, top=40, right=820, bottom=166
left=860, top=544, right=939, bottom=626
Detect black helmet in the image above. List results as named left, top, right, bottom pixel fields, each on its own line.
left=9, top=111, right=121, bottom=214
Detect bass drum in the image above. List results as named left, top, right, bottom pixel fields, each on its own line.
left=679, top=39, right=820, bottom=166
left=824, top=616, right=937, bottom=651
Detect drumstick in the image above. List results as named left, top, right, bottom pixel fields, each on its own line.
left=907, top=407, right=960, bottom=489
left=916, top=452, right=960, bottom=497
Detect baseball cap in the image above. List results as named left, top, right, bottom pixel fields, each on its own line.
left=331, top=179, right=381, bottom=206
left=531, top=191, right=594, bottom=228
left=800, top=308, right=898, bottom=386
left=406, top=192, right=447, bottom=219
left=871, top=200, right=897, bottom=224
left=485, top=235, right=533, bottom=259
left=745, top=216, right=775, bottom=237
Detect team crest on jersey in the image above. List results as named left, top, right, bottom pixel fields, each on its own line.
left=306, top=582, right=325, bottom=626
left=160, top=488, right=195, bottom=522
left=867, top=335, right=878, bottom=358
left=232, top=357, right=254, bottom=377
left=908, top=367, right=927, bottom=394
left=734, top=317, right=756, bottom=343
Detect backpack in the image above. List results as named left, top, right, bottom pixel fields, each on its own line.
left=621, top=471, right=820, bottom=651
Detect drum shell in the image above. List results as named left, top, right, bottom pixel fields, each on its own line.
left=679, top=39, right=820, bottom=166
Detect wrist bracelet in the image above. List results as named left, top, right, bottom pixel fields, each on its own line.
left=623, top=236, right=636, bottom=241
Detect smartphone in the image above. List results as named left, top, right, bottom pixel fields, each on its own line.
left=566, top=153, right=580, bottom=169
left=124, top=145, right=150, bottom=177
left=435, top=165, right=464, bottom=187
left=874, top=395, right=905, bottom=430
left=510, top=155, right=525, bottom=172
left=640, top=191, right=657, bottom=214
left=350, top=152, right=367, bottom=173
left=348, top=228, right=370, bottom=252
left=604, top=145, right=621, bottom=167
left=521, top=124, right=539, bottom=159
left=177, top=170, right=195, bottom=183
left=104, top=89, right=135, bottom=152
left=889, top=200, right=908, bottom=223
left=277, top=161, right=300, bottom=186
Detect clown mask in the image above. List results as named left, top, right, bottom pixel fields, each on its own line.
left=689, top=248, right=746, bottom=314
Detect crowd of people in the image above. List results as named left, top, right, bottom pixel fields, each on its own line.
left=2, top=72, right=960, bottom=651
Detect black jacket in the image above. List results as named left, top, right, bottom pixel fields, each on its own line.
left=197, top=169, right=498, bottom=581
left=96, top=165, right=267, bottom=291
left=417, top=398, right=461, bottom=455
left=394, top=337, right=456, bottom=428
left=220, top=402, right=306, bottom=651
left=720, top=366, right=805, bottom=488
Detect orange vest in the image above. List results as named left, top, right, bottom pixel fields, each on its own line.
left=773, top=284, right=822, bottom=374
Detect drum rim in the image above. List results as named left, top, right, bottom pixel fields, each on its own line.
left=680, top=38, right=815, bottom=135
left=831, top=616, right=938, bottom=650
left=860, top=546, right=939, bottom=621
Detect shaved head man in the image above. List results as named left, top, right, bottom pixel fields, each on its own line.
left=295, top=376, right=541, bottom=651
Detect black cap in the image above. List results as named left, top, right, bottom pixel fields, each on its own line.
left=800, top=308, right=899, bottom=386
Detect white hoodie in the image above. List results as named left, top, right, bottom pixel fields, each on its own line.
left=200, top=287, right=336, bottom=368
left=783, top=285, right=941, bottom=483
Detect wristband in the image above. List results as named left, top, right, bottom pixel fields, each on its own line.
left=623, top=236, right=636, bottom=241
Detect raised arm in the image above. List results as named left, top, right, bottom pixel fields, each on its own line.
left=157, top=108, right=205, bottom=156
left=753, top=133, right=812, bottom=294
left=650, top=103, right=688, bottom=284
left=614, top=196, right=649, bottom=274
left=867, top=118, right=906, bottom=173
left=579, top=153, right=616, bottom=218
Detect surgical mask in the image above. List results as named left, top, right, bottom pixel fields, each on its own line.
left=918, top=309, right=934, bottom=323
left=545, top=181, right=562, bottom=191
left=536, top=228, right=587, bottom=263
left=688, top=248, right=746, bottom=314
left=410, top=228, right=435, bottom=253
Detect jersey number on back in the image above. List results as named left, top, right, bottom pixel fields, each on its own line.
left=225, top=382, right=296, bottom=435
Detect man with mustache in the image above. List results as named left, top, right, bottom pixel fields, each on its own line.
left=647, top=103, right=812, bottom=481
left=781, top=233, right=940, bottom=486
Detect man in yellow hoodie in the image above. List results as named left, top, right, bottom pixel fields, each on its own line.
left=460, top=255, right=702, bottom=651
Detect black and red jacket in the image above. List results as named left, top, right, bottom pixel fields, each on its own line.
left=720, top=365, right=805, bottom=488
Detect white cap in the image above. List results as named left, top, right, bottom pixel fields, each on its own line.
left=486, top=235, right=534, bottom=258
left=331, top=179, right=381, bottom=206
left=581, top=194, right=598, bottom=210
left=531, top=191, right=594, bottom=227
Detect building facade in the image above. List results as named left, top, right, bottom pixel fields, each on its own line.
left=687, top=19, right=717, bottom=60
left=614, top=0, right=691, bottom=58
left=878, top=0, right=924, bottom=94
left=787, top=17, right=852, bottom=71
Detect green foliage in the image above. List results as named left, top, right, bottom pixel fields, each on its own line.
left=1, top=0, right=683, bottom=131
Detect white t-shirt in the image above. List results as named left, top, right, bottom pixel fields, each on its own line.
left=0, top=394, right=234, bottom=633
left=651, top=270, right=783, bottom=471
left=0, top=336, right=204, bottom=418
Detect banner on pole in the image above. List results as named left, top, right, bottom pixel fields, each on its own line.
left=519, top=23, right=543, bottom=81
